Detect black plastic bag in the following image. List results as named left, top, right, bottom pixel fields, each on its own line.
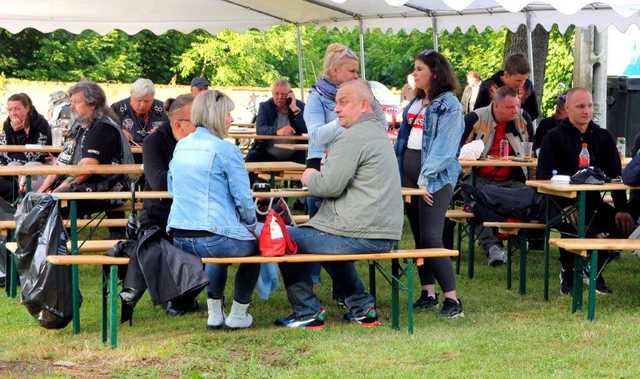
left=106, top=226, right=208, bottom=323
left=14, top=193, right=81, bottom=329
left=461, top=183, right=544, bottom=222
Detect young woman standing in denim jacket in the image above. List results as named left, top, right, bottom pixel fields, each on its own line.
left=395, top=50, right=464, bottom=318
left=168, top=90, right=259, bottom=330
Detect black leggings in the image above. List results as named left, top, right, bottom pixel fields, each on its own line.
left=403, top=149, right=457, bottom=292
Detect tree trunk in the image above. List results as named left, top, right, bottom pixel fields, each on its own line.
left=504, top=24, right=550, bottom=115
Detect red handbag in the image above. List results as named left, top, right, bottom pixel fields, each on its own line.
left=259, top=209, right=298, bottom=257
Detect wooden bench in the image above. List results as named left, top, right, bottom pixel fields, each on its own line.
left=46, top=248, right=458, bottom=348
left=482, top=221, right=547, bottom=295
left=549, top=238, right=640, bottom=321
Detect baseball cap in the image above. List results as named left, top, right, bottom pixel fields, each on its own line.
left=190, top=77, right=209, bottom=89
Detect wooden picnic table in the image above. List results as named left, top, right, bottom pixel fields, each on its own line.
left=0, top=162, right=306, bottom=177
left=0, top=144, right=143, bottom=154
left=227, top=133, right=308, bottom=141
left=460, top=157, right=537, bottom=168
left=526, top=179, right=640, bottom=319
left=273, top=143, right=309, bottom=151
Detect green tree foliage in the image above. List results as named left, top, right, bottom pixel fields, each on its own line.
left=177, top=26, right=300, bottom=87
left=541, top=26, right=575, bottom=116
left=0, top=24, right=573, bottom=104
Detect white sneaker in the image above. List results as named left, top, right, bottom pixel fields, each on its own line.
left=225, top=301, right=253, bottom=329
left=207, top=298, right=225, bottom=330
left=488, top=245, right=507, bottom=266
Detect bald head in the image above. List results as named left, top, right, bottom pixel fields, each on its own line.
left=565, top=87, right=593, bottom=132
left=335, top=79, right=374, bottom=128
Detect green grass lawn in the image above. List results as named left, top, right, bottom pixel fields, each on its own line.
left=2, top=223, right=640, bottom=378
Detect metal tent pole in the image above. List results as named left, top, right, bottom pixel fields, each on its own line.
left=432, top=15, right=439, bottom=51
left=358, top=18, right=366, bottom=80
left=296, top=24, right=305, bottom=101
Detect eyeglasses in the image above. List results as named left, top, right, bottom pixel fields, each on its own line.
left=213, top=91, right=224, bottom=102
left=337, top=48, right=358, bottom=61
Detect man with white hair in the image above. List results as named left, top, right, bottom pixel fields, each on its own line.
left=111, top=78, right=169, bottom=146
left=275, top=78, right=403, bottom=329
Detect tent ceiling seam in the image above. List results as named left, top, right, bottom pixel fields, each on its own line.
left=218, top=0, right=295, bottom=24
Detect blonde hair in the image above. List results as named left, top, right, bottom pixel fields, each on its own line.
left=322, top=43, right=359, bottom=78
left=191, top=90, right=234, bottom=138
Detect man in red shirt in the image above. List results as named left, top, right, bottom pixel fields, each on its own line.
left=463, top=86, right=534, bottom=265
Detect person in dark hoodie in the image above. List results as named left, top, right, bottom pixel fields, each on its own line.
left=0, top=93, right=52, bottom=200
left=474, top=53, right=540, bottom=120
left=537, top=87, right=634, bottom=295
left=141, top=93, right=198, bottom=316
left=141, top=94, right=195, bottom=231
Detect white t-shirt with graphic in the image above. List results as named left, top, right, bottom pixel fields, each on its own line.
left=407, top=100, right=427, bottom=150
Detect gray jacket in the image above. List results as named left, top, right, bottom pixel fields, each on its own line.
left=306, top=112, right=403, bottom=240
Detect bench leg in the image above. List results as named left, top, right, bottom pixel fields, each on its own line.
left=4, top=246, right=9, bottom=297
left=368, top=261, right=377, bottom=302
left=391, top=259, right=400, bottom=330
left=101, top=267, right=108, bottom=344
left=543, top=206, right=550, bottom=301
left=506, top=238, right=512, bottom=290
left=587, top=251, right=598, bottom=321
left=405, top=259, right=414, bottom=335
left=571, top=255, right=584, bottom=313
left=70, top=200, right=81, bottom=334
left=455, top=223, right=462, bottom=275
left=519, top=232, right=527, bottom=295
left=109, top=265, right=119, bottom=348
left=9, top=253, right=17, bottom=298
left=467, top=221, right=475, bottom=279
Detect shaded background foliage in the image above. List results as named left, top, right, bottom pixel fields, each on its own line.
left=0, top=24, right=574, bottom=116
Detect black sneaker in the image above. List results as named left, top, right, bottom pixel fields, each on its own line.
left=438, top=298, right=464, bottom=319
left=413, top=292, right=438, bottom=309
left=595, top=275, right=612, bottom=295
left=350, top=307, right=381, bottom=327
left=274, top=308, right=326, bottom=330
left=560, top=267, right=573, bottom=295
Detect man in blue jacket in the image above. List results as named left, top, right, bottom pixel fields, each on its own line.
left=245, top=79, right=307, bottom=164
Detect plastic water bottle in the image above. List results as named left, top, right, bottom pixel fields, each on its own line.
left=51, top=126, right=64, bottom=147
left=579, top=142, right=590, bottom=168
left=499, top=138, right=509, bottom=160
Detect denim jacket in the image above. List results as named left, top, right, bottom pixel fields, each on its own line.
left=303, top=87, right=337, bottom=160
left=167, top=127, right=256, bottom=240
left=394, top=91, right=464, bottom=193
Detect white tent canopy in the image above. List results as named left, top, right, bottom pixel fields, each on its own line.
left=1, top=1, right=639, bottom=35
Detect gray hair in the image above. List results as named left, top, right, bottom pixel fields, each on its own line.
left=191, top=90, right=235, bottom=138
left=68, top=80, right=115, bottom=121
left=493, top=86, right=517, bottom=103
left=271, top=79, right=290, bottom=91
left=167, top=94, right=194, bottom=122
left=340, top=78, right=375, bottom=107
left=130, top=78, right=155, bottom=98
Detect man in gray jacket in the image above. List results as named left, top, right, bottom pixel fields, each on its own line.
left=275, top=79, right=403, bottom=329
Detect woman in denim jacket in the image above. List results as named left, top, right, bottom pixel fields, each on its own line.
left=394, top=50, right=464, bottom=319
left=168, top=90, right=259, bottom=330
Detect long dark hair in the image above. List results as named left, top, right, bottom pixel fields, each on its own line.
left=414, top=50, right=460, bottom=101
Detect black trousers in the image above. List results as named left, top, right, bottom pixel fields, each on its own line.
left=402, top=149, right=457, bottom=292
left=556, top=201, right=623, bottom=273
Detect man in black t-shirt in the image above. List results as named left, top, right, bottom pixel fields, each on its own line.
left=474, top=54, right=540, bottom=120
left=38, top=81, right=127, bottom=196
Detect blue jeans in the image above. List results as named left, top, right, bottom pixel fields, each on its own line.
left=173, top=235, right=259, bottom=304
left=280, top=226, right=395, bottom=318
left=305, top=196, right=322, bottom=284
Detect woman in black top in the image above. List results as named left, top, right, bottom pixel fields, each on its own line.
left=0, top=93, right=52, bottom=199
